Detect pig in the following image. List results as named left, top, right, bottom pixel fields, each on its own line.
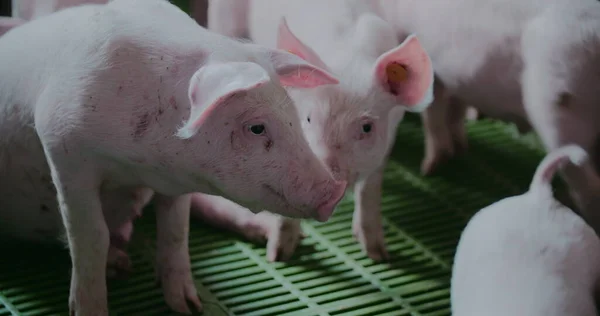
left=0, top=0, right=346, bottom=314
left=451, top=145, right=600, bottom=316
left=366, top=0, right=600, bottom=235
left=204, top=0, right=435, bottom=262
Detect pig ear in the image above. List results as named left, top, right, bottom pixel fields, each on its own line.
left=269, top=49, right=339, bottom=88
left=176, top=62, right=270, bottom=139
left=373, top=34, right=435, bottom=112
left=276, top=17, right=330, bottom=71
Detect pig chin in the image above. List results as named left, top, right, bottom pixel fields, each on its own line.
left=261, top=184, right=310, bottom=217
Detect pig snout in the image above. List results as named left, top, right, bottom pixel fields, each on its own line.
left=314, top=179, right=347, bottom=222
left=284, top=158, right=347, bottom=221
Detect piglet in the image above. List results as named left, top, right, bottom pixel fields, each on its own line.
left=204, top=0, right=434, bottom=262
left=0, top=0, right=345, bottom=314
left=451, top=145, right=600, bottom=316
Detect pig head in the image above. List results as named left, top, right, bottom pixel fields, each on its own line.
left=173, top=47, right=347, bottom=221
left=276, top=16, right=434, bottom=184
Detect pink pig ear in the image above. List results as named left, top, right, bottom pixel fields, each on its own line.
left=276, top=17, right=330, bottom=71
left=176, top=62, right=270, bottom=139
left=269, top=49, right=339, bottom=89
left=373, top=34, right=435, bottom=112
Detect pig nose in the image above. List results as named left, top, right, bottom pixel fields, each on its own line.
left=315, top=180, right=347, bottom=222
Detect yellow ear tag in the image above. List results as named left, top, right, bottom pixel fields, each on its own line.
left=287, top=49, right=298, bottom=56
left=386, top=63, right=408, bottom=83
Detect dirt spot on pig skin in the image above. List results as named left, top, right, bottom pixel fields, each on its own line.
left=133, top=113, right=151, bottom=139
left=264, top=139, right=273, bottom=151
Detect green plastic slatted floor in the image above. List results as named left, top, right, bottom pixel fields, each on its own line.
left=1, top=113, right=565, bottom=316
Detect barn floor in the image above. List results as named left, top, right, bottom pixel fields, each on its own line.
left=0, top=112, right=568, bottom=316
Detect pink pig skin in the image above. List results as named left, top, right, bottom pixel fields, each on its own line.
left=205, top=0, right=435, bottom=262
left=0, top=0, right=345, bottom=314
left=451, top=145, right=600, bottom=316
left=368, top=0, right=600, bottom=234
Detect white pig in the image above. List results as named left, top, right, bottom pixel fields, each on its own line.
left=204, top=0, right=435, bottom=262
left=367, top=0, right=600, bottom=234
left=0, top=0, right=346, bottom=314
left=451, top=145, right=600, bottom=316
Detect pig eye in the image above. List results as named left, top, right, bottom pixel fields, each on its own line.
left=249, top=124, right=266, bottom=135
left=307, top=116, right=311, bottom=123
left=362, top=123, right=373, bottom=133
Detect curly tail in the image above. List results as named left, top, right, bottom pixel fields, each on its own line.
left=530, top=145, right=588, bottom=194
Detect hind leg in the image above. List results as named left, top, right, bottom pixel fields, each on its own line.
left=421, top=77, right=468, bottom=175
left=101, top=187, right=153, bottom=278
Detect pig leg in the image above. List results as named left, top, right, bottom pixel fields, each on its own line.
left=421, top=77, right=455, bottom=175
left=154, top=194, right=202, bottom=314
left=353, top=168, right=388, bottom=261
left=102, top=187, right=152, bottom=279
left=447, top=96, right=469, bottom=154
left=106, top=245, right=132, bottom=280
left=206, top=0, right=249, bottom=38
left=259, top=215, right=303, bottom=262
left=190, top=0, right=208, bottom=27
left=43, top=157, right=109, bottom=316
left=190, top=193, right=304, bottom=262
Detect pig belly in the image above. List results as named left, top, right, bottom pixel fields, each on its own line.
left=0, top=128, right=64, bottom=243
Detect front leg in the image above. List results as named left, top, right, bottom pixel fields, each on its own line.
left=154, top=194, right=202, bottom=315
left=353, top=169, right=388, bottom=261
left=45, top=157, right=109, bottom=316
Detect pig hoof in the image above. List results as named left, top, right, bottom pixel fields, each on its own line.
left=353, top=224, right=389, bottom=262
left=106, top=247, right=132, bottom=279
left=265, top=218, right=303, bottom=262
left=158, top=265, right=202, bottom=314
left=242, top=212, right=303, bottom=261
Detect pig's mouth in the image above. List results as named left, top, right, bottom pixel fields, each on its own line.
left=262, top=184, right=309, bottom=217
